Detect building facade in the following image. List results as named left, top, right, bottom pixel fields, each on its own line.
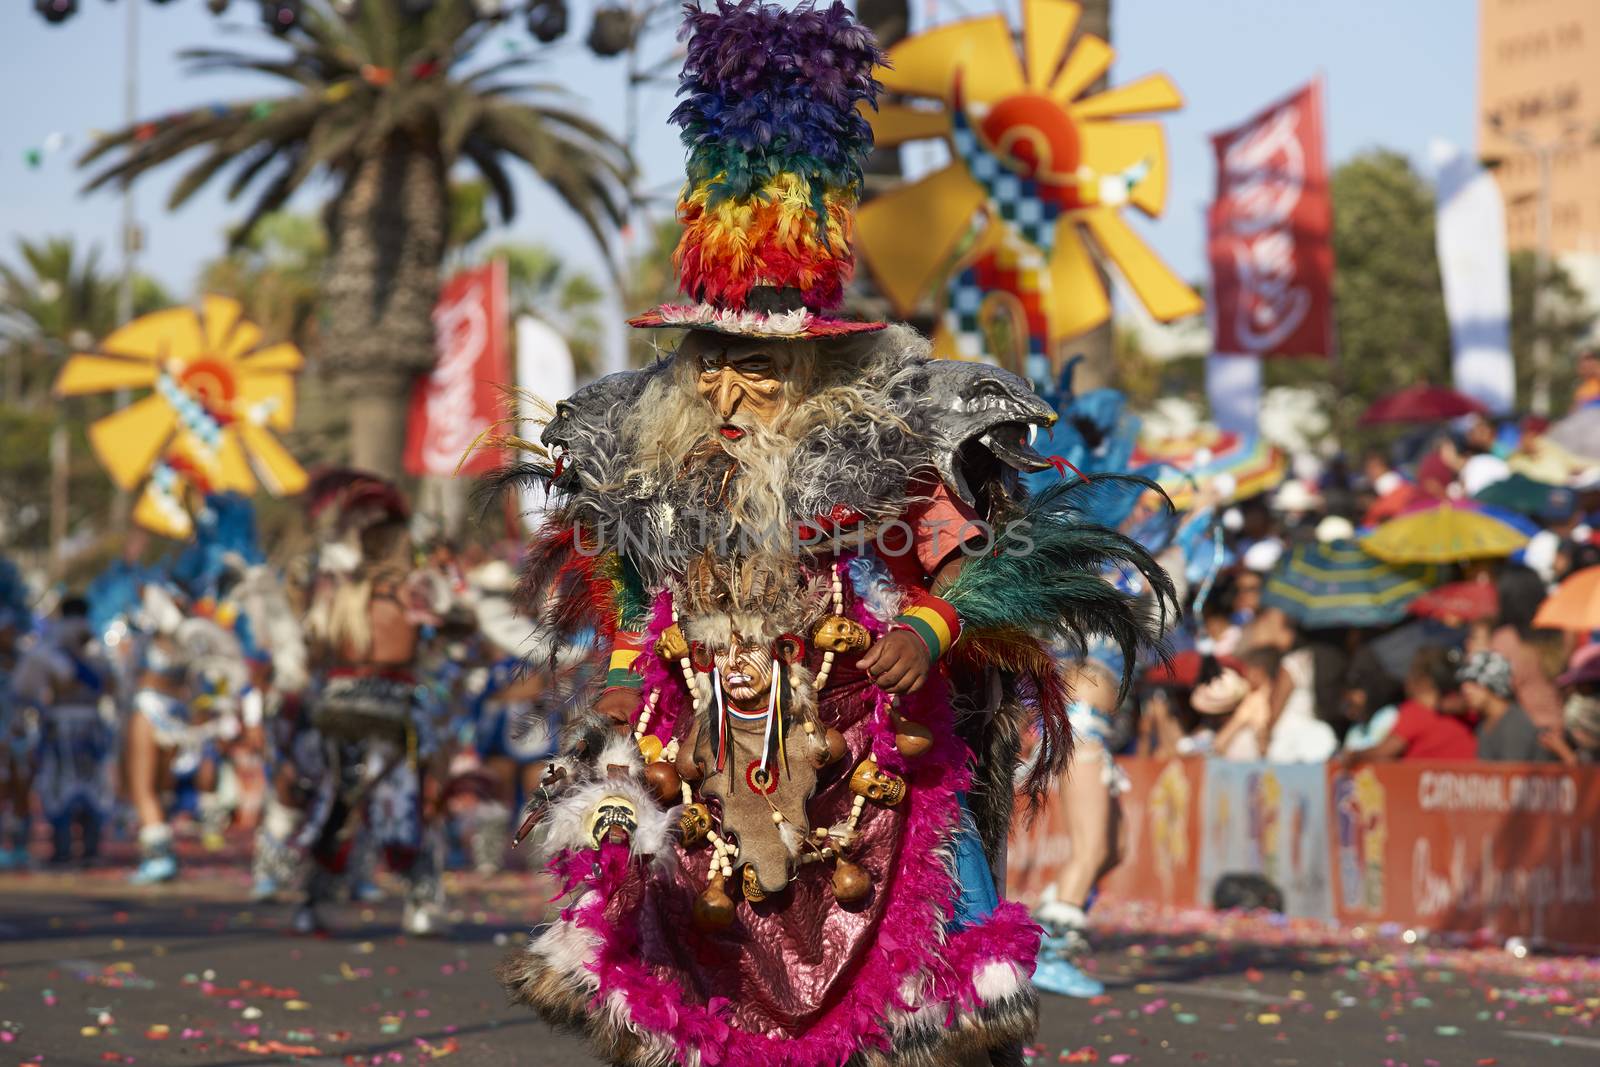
left=1478, top=0, right=1600, bottom=303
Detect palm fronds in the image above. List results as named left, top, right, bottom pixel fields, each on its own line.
left=77, top=0, right=633, bottom=260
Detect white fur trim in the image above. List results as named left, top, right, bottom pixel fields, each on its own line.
left=599, top=732, right=645, bottom=776
left=537, top=776, right=677, bottom=861
left=972, top=959, right=1026, bottom=1005
left=529, top=899, right=604, bottom=984
left=649, top=303, right=815, bottom=338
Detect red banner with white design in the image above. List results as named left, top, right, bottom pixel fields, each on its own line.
left=1207, top=80, right=1335, bottom=359
left=405, top=261, right=510, bottom=477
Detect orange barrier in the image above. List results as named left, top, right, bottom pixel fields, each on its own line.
left=1330, top=762, right=1600, bottom=946
left=1007, top=757, right=1600, bottom=948
left=1008, top=756, right=1204, bottom=910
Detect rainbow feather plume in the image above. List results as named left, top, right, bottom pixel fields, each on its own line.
left=669, top=0, right=885, bottom=313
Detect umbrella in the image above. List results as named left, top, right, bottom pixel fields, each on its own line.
left=1360, top=502, right=1531, bottom=564
left=1474, top=472, right=1575, bottom=518
left=1140, top=433, right=1288, bottom=511
left=1359, top=384, right=1488, bottom=426
left=1510, top=437, right=1600, bottom=486
left=1547, top=407, right=1600, bottom=462
left=1407, top=580, right=1498, bottom=624
left=1532, top=565, right=1600, bottom=632
left=1261, top=540, right=1437, bottom=630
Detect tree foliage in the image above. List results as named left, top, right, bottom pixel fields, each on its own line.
left=198, top=212, right=326, bottom=352
left=1, top=237, right=167, bottom=404
left=79, top=0, right=634, bottom=478
left=1328, top=150, right=1452, bottom=437
left=79, top=0, right=632, bottom=262
left=1509, top=250, right=1595, bottom=414
left=624, top=216, right=683, bottom=368
left=0, top=236, right=168, bottom=551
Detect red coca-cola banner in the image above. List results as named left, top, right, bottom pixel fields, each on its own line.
left=1207, top=80, right=1335, bottom=359
left=405, top=261, right=510, bottom=477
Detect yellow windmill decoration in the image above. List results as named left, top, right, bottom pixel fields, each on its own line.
left=54, top=295, right=309, bottom=540
left=856, top=0, right=1203, bottom=380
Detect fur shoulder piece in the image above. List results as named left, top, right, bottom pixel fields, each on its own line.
left=541, top=364, right=670, bottom=502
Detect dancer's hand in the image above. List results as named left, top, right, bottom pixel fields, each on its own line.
left=859, top=630, right=931, bottom=694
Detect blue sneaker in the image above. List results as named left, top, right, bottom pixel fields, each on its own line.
left=250, top=874, right=279, bottom=902
left=2, top=845, right=32, bottom=870
left=129, top=853, right=178, bottom=885
left=1033, top=955, right=1105, bottom=998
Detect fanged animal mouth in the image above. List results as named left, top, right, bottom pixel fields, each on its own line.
left=979, top=423, right=1053, bottom=472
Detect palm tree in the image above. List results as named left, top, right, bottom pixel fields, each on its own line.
left=0, top=236, right=168, bottom=556
left=81, top=0, right=632, bottom=477
left=0, top=236, right=168, bottom=405
left=199, top=211, right=327, bottom=352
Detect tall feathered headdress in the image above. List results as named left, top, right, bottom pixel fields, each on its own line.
left=628, top=0, right=888, bottom=339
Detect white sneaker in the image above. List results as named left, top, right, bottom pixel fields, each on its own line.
left=402, top=901, right=447, bottom=938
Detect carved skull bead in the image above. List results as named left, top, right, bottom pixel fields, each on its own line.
left=678, top=802, right=712, bottom=847
left=655, top=623, right=690, bottom=663
left=811, top=615, right=871, bottom=655
left=585, top=796, right=639, bottom=848
left=848, top=758, right=906, bottom=807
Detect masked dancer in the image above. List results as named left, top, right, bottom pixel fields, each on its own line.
left=296, top=472, right=445, bottom=936
left=494, top=6, right=1175, bottom=1065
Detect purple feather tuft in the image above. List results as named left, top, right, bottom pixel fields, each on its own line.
left=671, top=0, right=887, bottom=198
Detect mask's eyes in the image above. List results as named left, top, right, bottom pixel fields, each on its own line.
left=733, top=353, right=774, bottom=378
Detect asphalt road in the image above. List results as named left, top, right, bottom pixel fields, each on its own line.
left=1, top=864, right=1595, bottom=1067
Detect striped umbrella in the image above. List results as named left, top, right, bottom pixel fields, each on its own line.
left=1360, top=502, right=1530, bottom=564
left=1262, top=540, right=1437, bottom=630
left=1138, top=432, right=1288, bottom=511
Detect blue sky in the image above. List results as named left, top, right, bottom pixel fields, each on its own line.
left=0, top=1, right=1476, bottom=311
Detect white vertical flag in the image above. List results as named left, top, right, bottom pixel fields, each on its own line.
left=1206, top=352, right=1263, bottom=436
left=1433, top=139, right=1515, bottom=416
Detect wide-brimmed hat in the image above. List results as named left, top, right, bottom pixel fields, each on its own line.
left=1191, top=668, right=1251, bottom=716
left=627, top=1, right=887, bottom=340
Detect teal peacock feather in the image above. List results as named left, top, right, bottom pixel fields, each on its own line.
left=941, top=474, right=1178, bottom=698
